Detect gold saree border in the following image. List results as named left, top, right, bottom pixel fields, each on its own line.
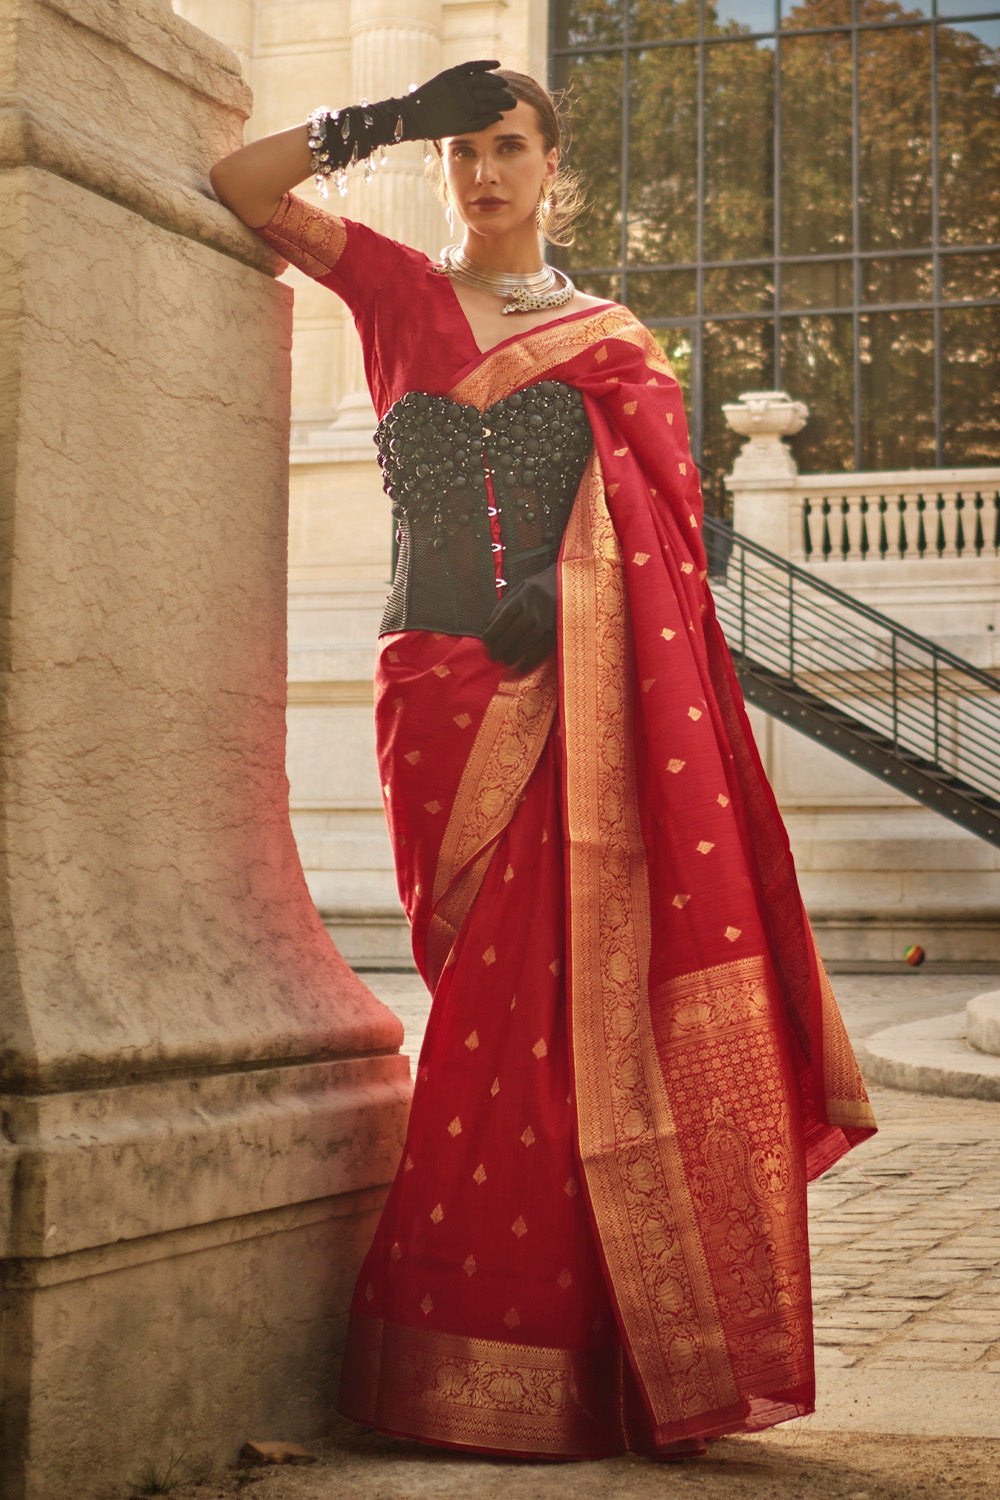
left=450, top=305, right=662, bottom=410
left=253, top=193, right=347, bottom=278
left=647, top=955, right=816, bottom=1394
left=561, top=458, right=741, bottom=1429
left=817, top=952, right=879, bottom=1131
left=426, top=663, right=557, bottom=981
left=340, top=1315, right=626, bottom=1457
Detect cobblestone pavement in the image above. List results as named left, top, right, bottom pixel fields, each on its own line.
left=809, top=1084, right=1000, bottom=1379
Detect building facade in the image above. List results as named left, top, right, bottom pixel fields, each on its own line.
left=179, top=0, right=1000, bottom=963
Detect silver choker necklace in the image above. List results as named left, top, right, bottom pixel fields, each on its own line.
left=437, top=245, right=576, bottom=315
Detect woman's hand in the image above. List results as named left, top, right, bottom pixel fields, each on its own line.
left=400, top=61, right=516, bottom=141
left=483, top=566, right=558, bottom=674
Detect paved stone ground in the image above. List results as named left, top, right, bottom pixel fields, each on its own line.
left=145, top=971, right=1000, bottom=1500
left=808, top=1087, right=1000, bottom=1410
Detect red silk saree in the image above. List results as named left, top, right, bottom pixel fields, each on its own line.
left=336, top=305, right=876, bottom=1456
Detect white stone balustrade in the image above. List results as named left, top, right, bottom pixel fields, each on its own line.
left=719, top=388, right=1000, bottom=966
left=801, top=474, right=1000, bottom=563
left=722, top=394, right=1000, bottom=654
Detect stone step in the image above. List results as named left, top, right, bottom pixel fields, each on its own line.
left=967, top=992, right=1000, bottom=1057
left=857, top=1006, right=1000, bottom=1100
left=321, top=911, right=413, bottom=971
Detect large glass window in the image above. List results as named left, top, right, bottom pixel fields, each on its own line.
left=550, top=1, right=1000, bottom=477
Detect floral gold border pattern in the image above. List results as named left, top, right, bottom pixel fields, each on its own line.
left=560, top=460, right=741, bottom=1431
left=253, top=192, right=347, bottom=278
left=339, top=1315, right=627, bottom=1456
left=649, top=956, right=815, bottom=1391
left=451, top=306, right=657, bottom=411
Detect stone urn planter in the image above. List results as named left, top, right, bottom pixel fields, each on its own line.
left=722, top=390, right=809, bottom=479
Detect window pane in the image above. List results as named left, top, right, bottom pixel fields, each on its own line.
left=630, top=0, right=701, bottom=42
left=709, top=0, right=778, bottom=33
left=941, top=252, right=1000, bottom=301
left=704, top=265, right=774, bottom=313
left=780, top=315, right=854, bottom=470
left=575, top=271, right=623, bottom=302
left=936, top=0, right=1000, bottom=16
left=859, top=311, right=936, bottom=468
left=551, top=0, right=624, bottom=48
left=702, top=318, right=775, bottom=471
left=704, top=41, right=775, bottom=260
left=650, top=327, right=694, bottom=398
left=941, top=308, right=1000, bottom=466
left=781, top=259, right=853, bottom=310
left=953, top=20, right=1000, bottom=46
left=629, top=270, right=698, bottom=318
left=781, top=33, right=852, bottom=256
left=557, top=53, right=625, bottom=269
left=861, top=257, right=934, bottom=306
left=627, top=46, right=699, bottom=265
left=858, top=27, right=933, bottom=251
left=780, top=0, right=854, bottom=27
left=936, top=21, right=1000, bottom=247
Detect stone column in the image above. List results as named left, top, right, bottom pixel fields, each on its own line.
left=0, top=4, right=409, bottom=1497
left=723, top=389, right=809, bottom=561
left=284, top=2, right=450, bottom=964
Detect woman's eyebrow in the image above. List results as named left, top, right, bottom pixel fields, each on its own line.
left=449, top=131, right=529, bottom=146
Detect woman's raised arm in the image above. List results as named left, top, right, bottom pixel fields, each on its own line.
left=210, top=126, right=314, bottom=230
left=211, top=63, right=515, bottom=230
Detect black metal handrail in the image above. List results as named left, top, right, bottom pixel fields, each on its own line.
left=704, top=516, right=1000, bottom=847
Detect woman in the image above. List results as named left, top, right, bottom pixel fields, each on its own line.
left=211, top=63, right=875, bottom=1461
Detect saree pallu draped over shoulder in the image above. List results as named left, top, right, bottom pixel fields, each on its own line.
left=338, top=306, right=875, bottom=1457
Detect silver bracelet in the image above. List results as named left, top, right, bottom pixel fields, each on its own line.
left=305, top=101, right=413, bottom=199
left=306, top=106, right=341, bottom=198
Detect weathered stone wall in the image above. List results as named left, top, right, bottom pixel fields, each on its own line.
left=0, top=4, right=409, bottom=1496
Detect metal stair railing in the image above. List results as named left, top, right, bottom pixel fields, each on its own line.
left=703, top=516, right=1000, bottom=847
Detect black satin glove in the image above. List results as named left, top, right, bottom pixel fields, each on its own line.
left=482, top=566, right=558, bottom=675
left=316, top=62, right=516, bottom=173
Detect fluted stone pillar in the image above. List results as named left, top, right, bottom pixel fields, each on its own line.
left=0, top=4, right=409, bottom=1497
left=330, top=0, right=444, bottom=435
left=283, top=3, right=451, bottom=963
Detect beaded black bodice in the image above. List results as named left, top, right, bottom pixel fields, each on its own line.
left=375, top=381, right=592, bottom=638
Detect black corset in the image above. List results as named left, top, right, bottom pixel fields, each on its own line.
left=375, top=381, right=592, bottom=639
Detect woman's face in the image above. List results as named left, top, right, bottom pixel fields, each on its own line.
left=441, top=98, right=558, bottom=240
